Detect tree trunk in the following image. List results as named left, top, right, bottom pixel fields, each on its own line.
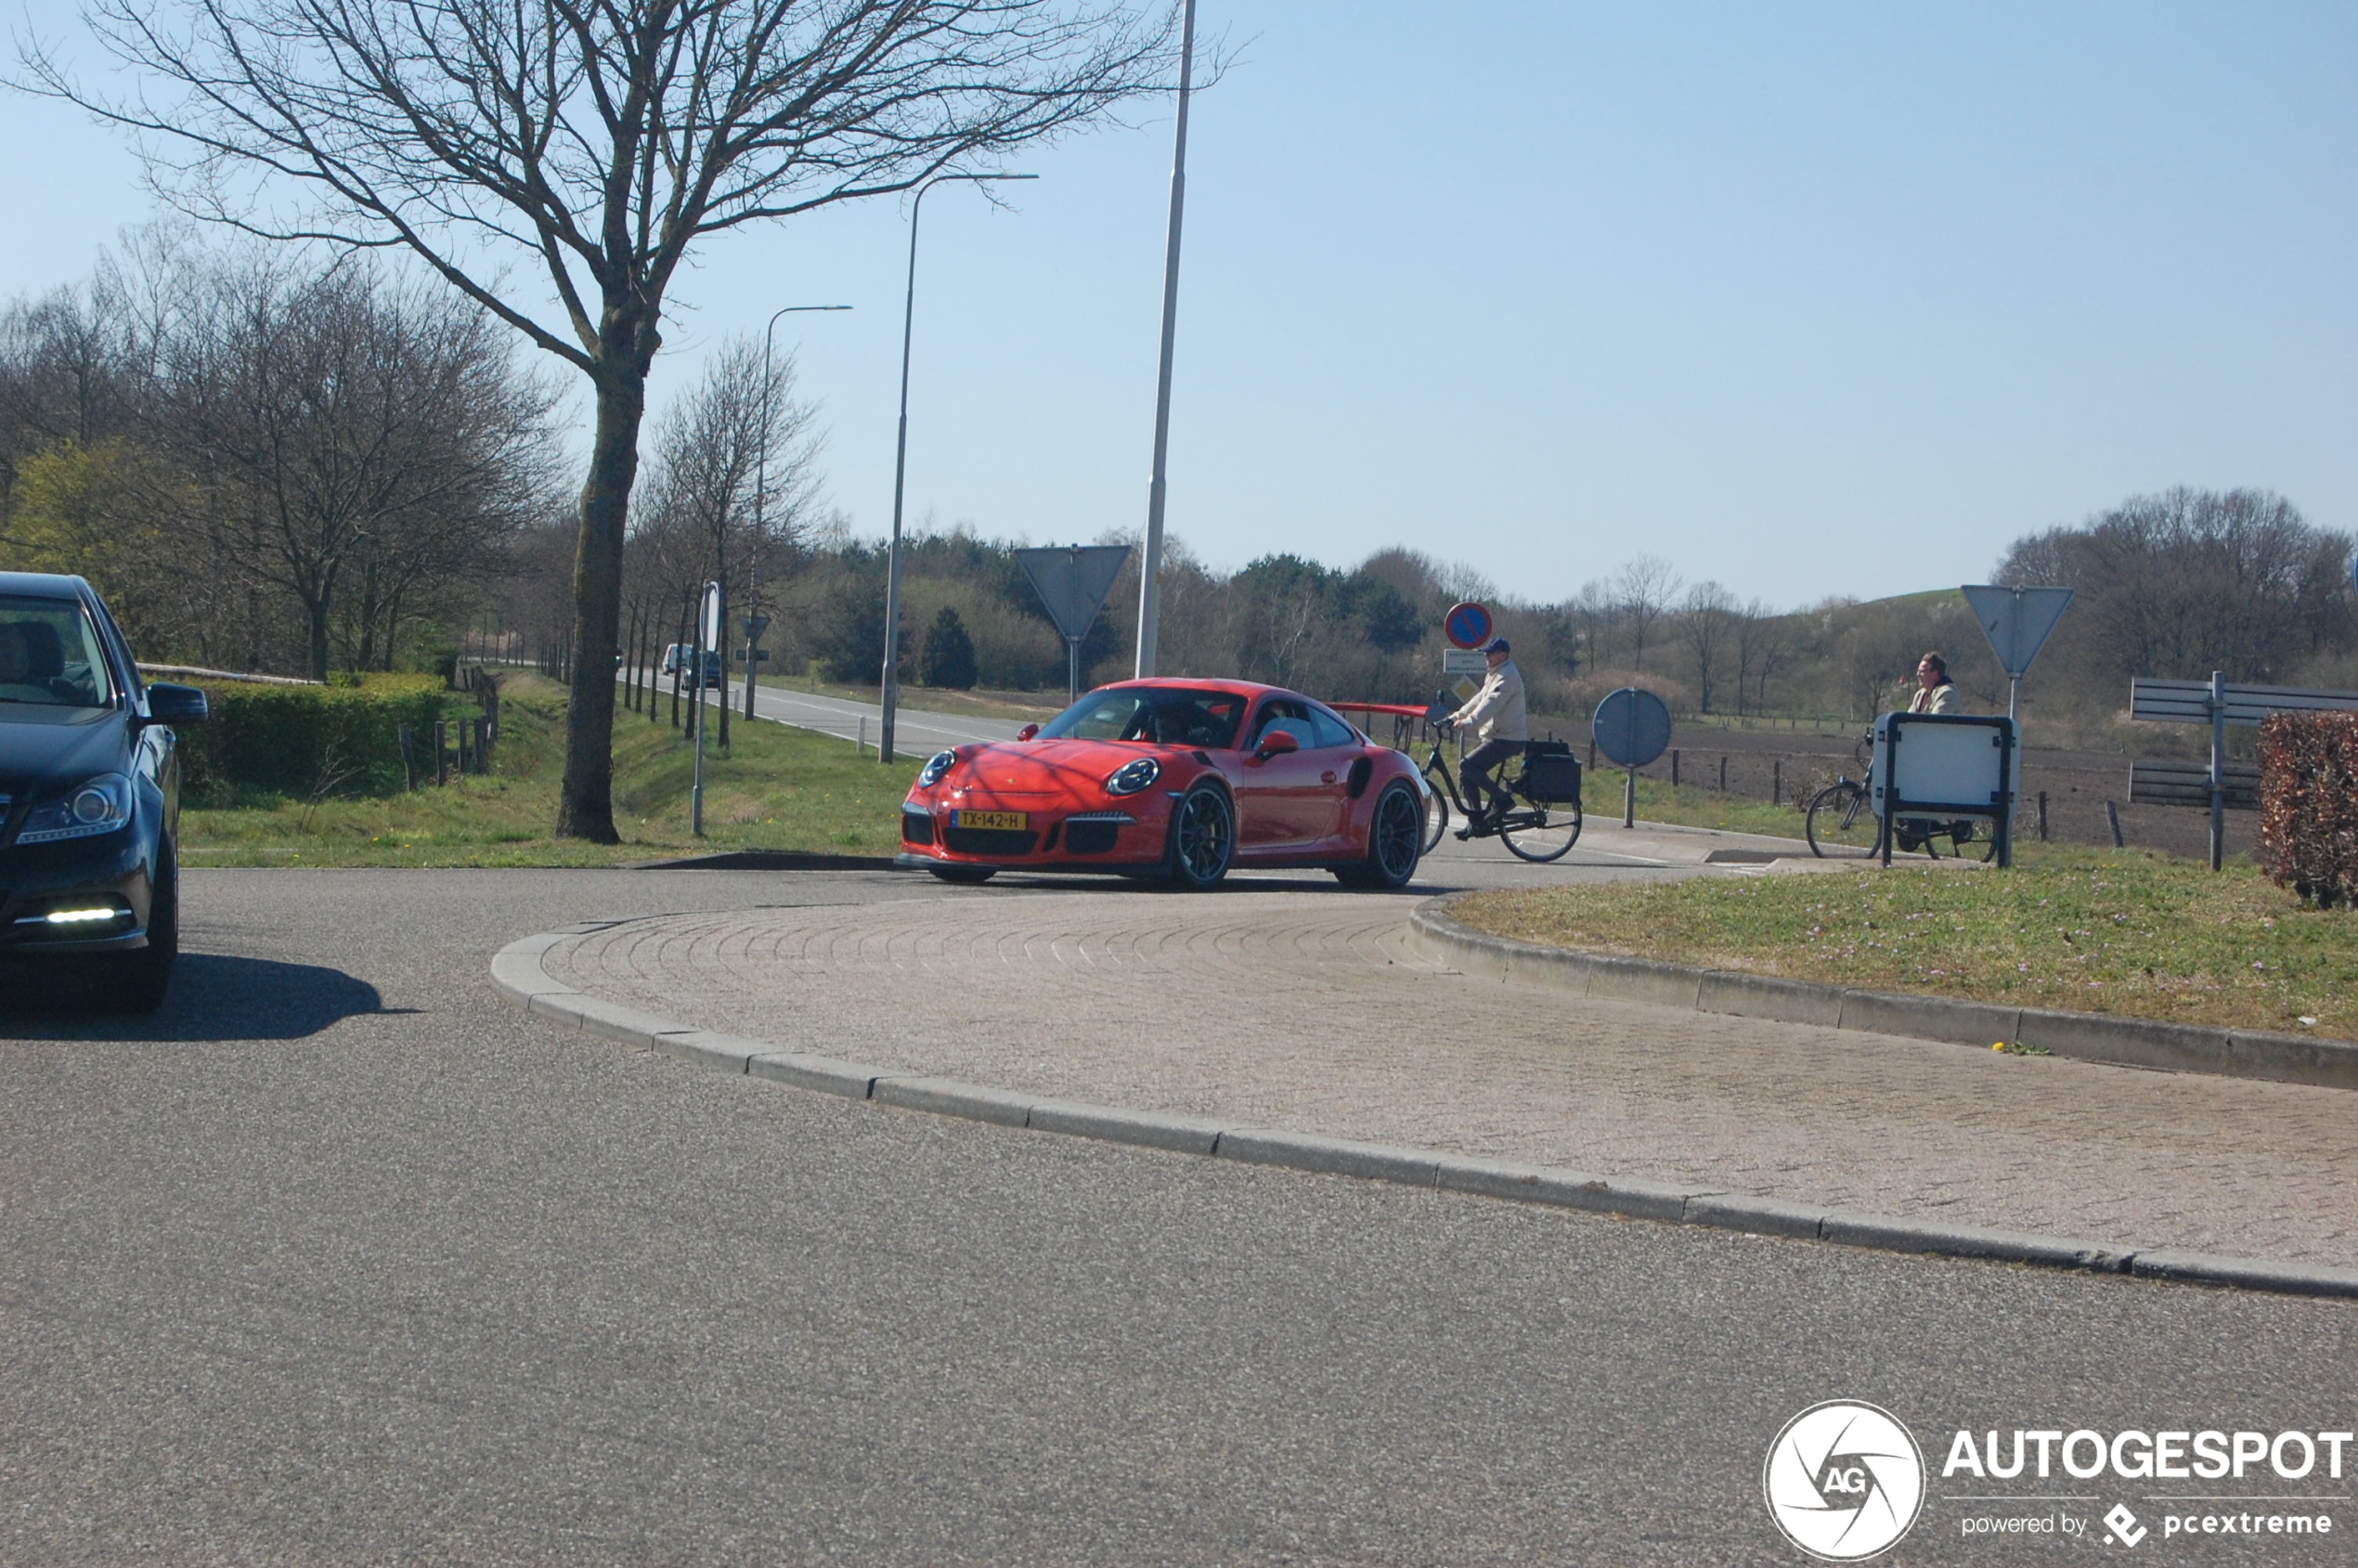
left=307, top=597, right=331, bottom=682
left=554, top=364, right=646, bottom=842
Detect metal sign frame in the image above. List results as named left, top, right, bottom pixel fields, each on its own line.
left=1871, top=711, right=2017, bottom=868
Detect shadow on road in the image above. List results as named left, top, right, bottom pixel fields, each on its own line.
left=0, top=951, right=396, bottom=1041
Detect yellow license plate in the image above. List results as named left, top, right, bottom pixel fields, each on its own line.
left=952, top=810, right=1029, bottom=831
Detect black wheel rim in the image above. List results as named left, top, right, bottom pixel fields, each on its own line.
left=1374, top=787, right=1421, bottom=878
left=1176, top=791, right=1230, bottom=882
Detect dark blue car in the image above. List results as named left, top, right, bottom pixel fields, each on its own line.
left=0, top=572, right=208, bottom=1011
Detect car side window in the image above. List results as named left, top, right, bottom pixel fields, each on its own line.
left=1306, top=706, right=1357, bottom=750
left=1249, top=700, right=1317, bottom=750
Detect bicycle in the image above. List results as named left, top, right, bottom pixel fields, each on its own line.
left=1411, top=705, right=1584, bottom=863
left=1803, top=731, right=1996, bottom=861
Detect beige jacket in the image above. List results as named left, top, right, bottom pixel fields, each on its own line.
left=1452, top=660, right=1528, bottom=744
left=1909, top=682, right=1958, bottom=715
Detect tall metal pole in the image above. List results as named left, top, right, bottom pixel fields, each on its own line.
left=751, top=304, right=850, bottom=723
left=881, top=172, right=1035, bottom=763
left=1133, top=0, right=1198, bottom=679
left=693, top=580, right=716, bottom=836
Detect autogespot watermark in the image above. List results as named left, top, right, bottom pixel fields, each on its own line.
left=1768, top=1403, right=2351, bottom=1558
left=1764, top=1401, right=1928, bottom=1561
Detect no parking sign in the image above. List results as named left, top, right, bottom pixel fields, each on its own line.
left=1444, top=601, right=1494, bottom=650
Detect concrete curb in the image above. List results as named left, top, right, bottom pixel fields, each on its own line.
left=1410, top=898, right=2358, bottom=1093
left=489, top=927, right=2358, bottom=1302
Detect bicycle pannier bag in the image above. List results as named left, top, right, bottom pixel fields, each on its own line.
left=1522, top=745, right=1582, bottom=804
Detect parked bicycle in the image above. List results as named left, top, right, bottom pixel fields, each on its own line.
left=1804, top=731, right=1995, bottom=861
left=1412, top=700, right=1585, bottom=862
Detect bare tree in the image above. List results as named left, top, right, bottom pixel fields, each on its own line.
left=30, top=0, right=1185, bottom=839
left=167, top=257, right=553, bottom=680
left=634, top=337, right=822, bottom=744
left=1613, top=554, right=1682, bottom=673
left=1998, top=486, right=2352, bottom=690
left=1678, top=580, right=1738, bottom=713
left=1730, top=600, right=1791, bottom=718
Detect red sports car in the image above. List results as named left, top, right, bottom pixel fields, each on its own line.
left=895, top=679, right=1431, bottom=889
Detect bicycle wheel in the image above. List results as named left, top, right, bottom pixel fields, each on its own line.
left=1499, top=796, right=1582, bottom=862
left=1805, top=781, right=1883, bottom=858
left=1419, top=766, right=1449, bottom=854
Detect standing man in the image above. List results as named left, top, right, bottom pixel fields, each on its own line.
left=1448, top=637, right=1527, bottom=837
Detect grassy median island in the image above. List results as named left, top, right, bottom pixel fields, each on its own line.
left=182, top=672, right=920, bottom=867
left=1447, top=846, right=2358, bottom=1041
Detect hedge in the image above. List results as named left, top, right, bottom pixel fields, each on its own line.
left=2257, top=711, right=2358, bottom=908
left=176, top=674, right=456, bottom=798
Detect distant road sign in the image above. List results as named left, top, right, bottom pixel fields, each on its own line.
left=699, top=581, right=721, bottom=649
left=1961, top=585, right=2073, bottom=680
left=742, top=615, right=770, bottom=640
left=1440, top=648, right=1488, bottom=677
left=1592, top=687, right=1672, bottom=768
left=1444, top=602, right=1494, bottom=650
left=1016, top=545, right=1131, bottom=642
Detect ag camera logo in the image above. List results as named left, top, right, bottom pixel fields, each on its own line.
left=1765, top=1400, right=1927, bottom=1561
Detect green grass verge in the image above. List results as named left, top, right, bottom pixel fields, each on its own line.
left=1447, top=844, right=2358, bottom=1040
left=182, top=673, right=921, bottom=867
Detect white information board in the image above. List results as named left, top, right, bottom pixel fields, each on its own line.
left=1871, top=712, right=2020, bottom=816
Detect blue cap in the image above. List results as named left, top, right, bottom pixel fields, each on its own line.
left=1484, top=637, right=1511, bottom=654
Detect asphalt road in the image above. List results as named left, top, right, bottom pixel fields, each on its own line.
left=630, top=671, right=1032, bottom=754
left=3, top=867, right=2351, bottom=1565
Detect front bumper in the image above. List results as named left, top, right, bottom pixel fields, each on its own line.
left=897, top=799, right=1160, bottom=870
left=0, top=830, right=154, bottom=954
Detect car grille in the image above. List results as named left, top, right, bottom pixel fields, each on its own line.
left=900, top=811, right=935, bottom=846
left=942, top=827, right=1034, bottom=856
left=1062, top=821, right=1120, bottom=854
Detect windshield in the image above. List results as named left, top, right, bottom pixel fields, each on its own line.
left=1038, top=686, right=1245, bottom=748
left=0, top=595, right=115, bottom=709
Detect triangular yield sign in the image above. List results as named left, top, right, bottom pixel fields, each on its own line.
left=1961, top=585, right=2074, bottom=679
left=1016, top=545, right=1132, bottom=642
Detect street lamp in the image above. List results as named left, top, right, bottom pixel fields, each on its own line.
left=745, top=304, right=851, bottom=725
left=879, top=171, right=1037, bottom=763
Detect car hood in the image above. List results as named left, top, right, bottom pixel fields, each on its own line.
left=928, top=739, right=1180, bottom=801
left=0, top=706, right=130, bottom=798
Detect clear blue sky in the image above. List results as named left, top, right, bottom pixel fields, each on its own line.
left=4, top=1, right=2352, bottom=612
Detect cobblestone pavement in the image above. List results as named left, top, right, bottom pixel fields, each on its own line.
left=542, top=882, right=2358, bottom=1268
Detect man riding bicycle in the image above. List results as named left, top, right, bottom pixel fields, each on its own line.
left=1445, top=637, right=1526, bottom=837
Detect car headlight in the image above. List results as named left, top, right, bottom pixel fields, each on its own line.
left=918, top=749, right=958, bottom=788
left=18, top=773, right=134, bottom=844
left=1106, top=757, right=1160, bottom=797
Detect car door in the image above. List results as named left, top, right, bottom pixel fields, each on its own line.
left=1234, top=698, right=1328, bottom=851
left=1293, top=704, right=1365, bottom=850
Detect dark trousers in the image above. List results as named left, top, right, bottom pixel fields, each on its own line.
left=1459, top=739, right=1521, bottom=820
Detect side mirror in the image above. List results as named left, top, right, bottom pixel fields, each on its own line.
left=144, top=682, right=208, bottom=724
left=1254, top=729, right=1299, bottom=758
left=1016, top=723, right=1040, bottom=742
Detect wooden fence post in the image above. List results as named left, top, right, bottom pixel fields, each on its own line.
left=434, top=720, right=448, bottom=787
left=2106, top=799, right=2124, bottom=849
left=397, top=723, right=416, bottom=791
left=1772, top=758, right=1781, bottom=806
